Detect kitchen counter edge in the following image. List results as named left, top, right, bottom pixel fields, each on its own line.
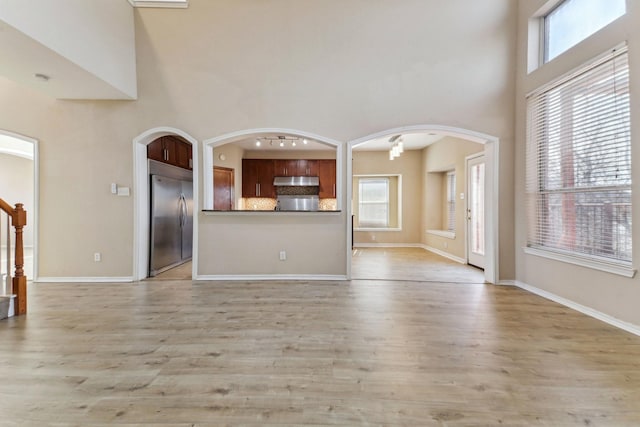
left=202, top=210, right=342, bottom=216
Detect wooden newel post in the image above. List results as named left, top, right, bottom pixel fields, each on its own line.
left=12, top=203, right=27, bottom=315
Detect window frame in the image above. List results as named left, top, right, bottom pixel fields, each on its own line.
left=354, top=174, right=402, bottom=232
left=541, top=0, right=626, bottom=64
left=525, top=46, right=634, bottom=277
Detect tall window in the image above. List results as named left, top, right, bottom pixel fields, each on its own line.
left=544, top=0, right=626, bottom=62
left=526, top=47, right=631, bottom=265
left=446, top=172, right=456, bottom=232
left=358, top=178, right=389, bottom=228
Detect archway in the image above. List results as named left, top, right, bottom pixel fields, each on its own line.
left=133, top=127, right=199, bottom=281
left=348, top=125, right=500, bottom=284
left=0, top=130, right=38, bottom=282
left=202, top=128, right=344, bottom=211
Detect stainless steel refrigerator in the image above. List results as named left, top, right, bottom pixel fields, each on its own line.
left=149, top=174, right=193, bottom=276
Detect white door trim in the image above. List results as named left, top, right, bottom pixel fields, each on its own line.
left=0, top=129, right=39, bottom=282
left=132, top=127, right=199, bottom=281
left=347, top=124, right=500, bottom=284
left=465, top=153, right=485, bottom=269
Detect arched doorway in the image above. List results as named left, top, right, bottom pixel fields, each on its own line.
left=202, top=128, right=343, bottom=211
left=348, top=125, right=500, bottom=284
left=0, top=130, right=38, bottom=282
left=132, top=127, right=199, bottom=281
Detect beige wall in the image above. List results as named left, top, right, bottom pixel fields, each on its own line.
left=422, top=137, right=484, bottom=260
left=0, top=153, right=34, bottom=246
left=352, top=150, right=422, bottom=244
left=0, top=0, right=517, bottom=279
left=515, top=1, right=640, bottom=326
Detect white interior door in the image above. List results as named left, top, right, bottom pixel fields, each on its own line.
left=467, top=154, right=485, bottom=269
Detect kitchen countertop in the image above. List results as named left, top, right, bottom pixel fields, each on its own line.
left=202, top=209, right=341, bottom=215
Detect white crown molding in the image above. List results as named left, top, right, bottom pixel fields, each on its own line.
left=195, top=274, right=348, bottom=282
left=128, top=0, right=188, bottom=8
left=35, top=277, right=133, bottom=283
left=514, top=280, right=640, bottom=337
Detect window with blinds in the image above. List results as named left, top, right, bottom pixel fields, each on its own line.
left=526, top=47, right=631, bottom=265
left=358, top=178, right=389, bottom=228
left=446, top=172, right=456, bottom=232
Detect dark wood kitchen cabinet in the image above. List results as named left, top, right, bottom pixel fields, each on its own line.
left=274, top=159, right=319, bottom=176
left=147, top=136, right=192, bottom=170
left=242, top=159, right=275, bottom=198
left=299, top=159, right=319, bottom=176
left=318, top=159, right=336, bottom=198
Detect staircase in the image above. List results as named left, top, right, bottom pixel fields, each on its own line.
left=0, top=198, right=27, bottom=319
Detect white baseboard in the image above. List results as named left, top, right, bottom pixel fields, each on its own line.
left=195, top=274, right=348, bottom=282
left=36, top=277, right=134, bottom=283
left=514, top=280, right=640, bottom=337
left=353, top=243, right=423, bottom=248
left=422, top=245, right=466, bottom=264
left=0, top=295, right=15, bottom=318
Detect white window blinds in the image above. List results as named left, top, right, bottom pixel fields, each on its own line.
left=446, top=172, right=456, bottom=232
left=526, top=47, right=631, bottom=264
left=358, top=178, right=389, bottom=228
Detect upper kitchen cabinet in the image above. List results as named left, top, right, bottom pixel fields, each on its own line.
left=242, top=159, right=275, bottom=198
left=318, top=159, right=336, bottom=198
left=274, top=159, right=318, bottom=177
left=148, top=136, right=192, bottom=170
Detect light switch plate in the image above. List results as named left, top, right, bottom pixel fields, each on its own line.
left=111, top=183, right=117, bottom=194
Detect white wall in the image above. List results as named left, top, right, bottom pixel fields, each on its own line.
left=0, top=0, right=517, bottom=280
left=515, top=0, right=640, bottom=326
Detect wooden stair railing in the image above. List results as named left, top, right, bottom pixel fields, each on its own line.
left=0, top=198, right=27, bottom=315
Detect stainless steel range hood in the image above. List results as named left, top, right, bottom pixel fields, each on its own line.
left=273, top=176, right=319, bottom=186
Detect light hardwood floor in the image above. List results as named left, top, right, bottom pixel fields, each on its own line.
left=146, top=261, right=192, bottom=281
left=351, top=247, right=485, bottom=283
left=1, top=274, right=640, bottom=424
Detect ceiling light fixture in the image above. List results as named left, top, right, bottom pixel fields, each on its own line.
left=388, top=135, right=403, bottom=160
left=256, top=136, right=307, bottom=149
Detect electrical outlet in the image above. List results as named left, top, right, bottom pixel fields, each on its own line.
left=94, top=252, right=101, bottom=262
left=279, top=250, right=286, bottom=261
left=371, top=235, right=376, bottom=241
left=443, top=242, right=448, bottom=249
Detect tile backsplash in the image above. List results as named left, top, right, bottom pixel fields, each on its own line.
left=239, top=197, right=337, bottom=211
left=319, top=198, right=337, bottom=211
left=242, top=198, right=277, bottom=211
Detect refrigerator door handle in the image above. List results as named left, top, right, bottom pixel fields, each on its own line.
left=179, top=194, right=186, bottom=227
